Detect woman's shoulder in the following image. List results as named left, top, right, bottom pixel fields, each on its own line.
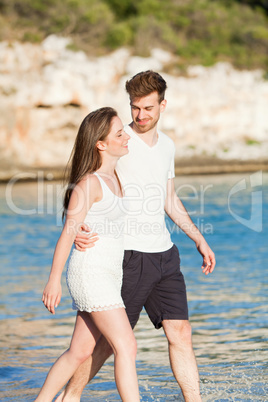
left=80, top=173, right=99, bottom=184
left=76, top=173, right=102, bottom=201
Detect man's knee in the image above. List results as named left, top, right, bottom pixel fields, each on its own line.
left=163, top=319, right=192, bottom=347
left=95, top=335, right=114, bottom=360
left=102, top=339, right=114, bottom=359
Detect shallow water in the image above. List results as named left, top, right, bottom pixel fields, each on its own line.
left=0, top=172, right=267, bottom=401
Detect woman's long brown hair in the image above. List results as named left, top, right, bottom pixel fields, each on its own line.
left=62, top=107, right=118, bottom=221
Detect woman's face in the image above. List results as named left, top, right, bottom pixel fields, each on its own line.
left=102, top=116, right=130, bottom=158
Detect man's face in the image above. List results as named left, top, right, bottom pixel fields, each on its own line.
left=130, top=91, right=166, bottom=134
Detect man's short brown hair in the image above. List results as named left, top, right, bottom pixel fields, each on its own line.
left=125, top=70, right=167, bottom=103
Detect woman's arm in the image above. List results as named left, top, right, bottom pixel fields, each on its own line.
left=42, top=175, right=102, bottom=314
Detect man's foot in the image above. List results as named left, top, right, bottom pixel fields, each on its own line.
left=55, top=391, right=81, bottom=402
left=55, top=392, right=64, bottom=402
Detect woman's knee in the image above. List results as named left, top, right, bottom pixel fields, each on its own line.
left=128, top=336, right=137, bottom=358
left=68, top=344, right=94, bottom=365
left=114, top=335, right=137, bottom=359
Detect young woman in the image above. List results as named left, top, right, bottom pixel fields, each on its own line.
left=35, top=107, right=140, bottom=402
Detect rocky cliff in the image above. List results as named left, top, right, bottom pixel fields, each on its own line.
left=1, top=35, right=267, bottom=180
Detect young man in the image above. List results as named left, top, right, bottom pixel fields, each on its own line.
left=57, top=71, right=215, bottom=402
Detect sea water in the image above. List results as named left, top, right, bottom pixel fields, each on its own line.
left=0, top=172, right=267, bottom=401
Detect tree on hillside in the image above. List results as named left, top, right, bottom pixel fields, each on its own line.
left=235, top=0, right=268, bottom=12
left=0, top=0, right=268, bottom=71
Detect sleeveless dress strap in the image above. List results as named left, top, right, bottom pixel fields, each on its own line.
left=93, top=172, right=110, bottom=197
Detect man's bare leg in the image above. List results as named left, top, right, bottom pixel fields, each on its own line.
left=55, top=335, right=113, bottom=402
left=162, top=319, right=202, bottom=402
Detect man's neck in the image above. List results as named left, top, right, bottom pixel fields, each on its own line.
left=129, top=122, right=158, bottom=147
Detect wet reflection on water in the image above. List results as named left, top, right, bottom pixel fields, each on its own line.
left=0, top=173, right=267, bottom=401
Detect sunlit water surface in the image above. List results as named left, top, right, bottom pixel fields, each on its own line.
left=0, top=172, right=267, bottom=401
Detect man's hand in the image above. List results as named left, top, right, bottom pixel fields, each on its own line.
left=196, top=239, right=216, bottom=275
left=42, top=280, right=62, bottom=314
left=74, top=224, right=99, bottom=251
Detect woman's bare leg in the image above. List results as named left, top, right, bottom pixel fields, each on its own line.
left=90, top=308, right=139, bottom=402
left=35, top=312, right=100, bottom=402
left=36, top=308, right=139, bottom=402
left=55, top=335, right=113, bottom=402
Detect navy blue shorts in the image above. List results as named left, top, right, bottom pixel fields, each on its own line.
left=121, top=244, right=188, bottom=329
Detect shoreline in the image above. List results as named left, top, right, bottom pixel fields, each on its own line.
left=174, top=157, right=268, bottom=175
left=0, top=158, right=267, bottom=183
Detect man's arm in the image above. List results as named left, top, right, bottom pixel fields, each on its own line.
left=74, top=224, right=99, bottom=251
left=165, top=178, right=216, bottom=275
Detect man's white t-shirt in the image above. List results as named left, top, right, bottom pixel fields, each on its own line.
left=116, top=124, right=175, bottom=253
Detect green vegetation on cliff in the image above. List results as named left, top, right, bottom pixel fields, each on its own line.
left=1, top=0, right=268, bottom=71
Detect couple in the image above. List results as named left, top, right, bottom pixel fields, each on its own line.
left=36, top=71, right=215, bottom=402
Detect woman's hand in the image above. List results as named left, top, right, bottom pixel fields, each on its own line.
left=42, top=280, right=62, bottom=314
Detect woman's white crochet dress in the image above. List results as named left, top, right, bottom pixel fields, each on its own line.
left=66, top=173, right=125, bottom=312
